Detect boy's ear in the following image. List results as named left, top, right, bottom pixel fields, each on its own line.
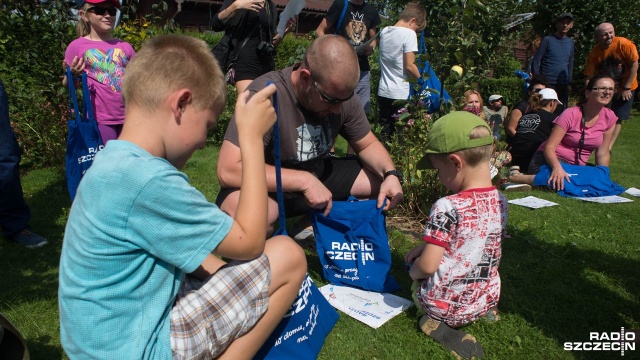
left=448, top=153, right=464, bottom=171
left=171, top=89, right=193, bottom=122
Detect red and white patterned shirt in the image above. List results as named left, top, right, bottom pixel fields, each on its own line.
left=415, top=187, right=508, bottom=327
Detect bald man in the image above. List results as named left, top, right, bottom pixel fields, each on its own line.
left=584, top=22, right=639, bottom=150
left=216, top=35, right=403, bottom=235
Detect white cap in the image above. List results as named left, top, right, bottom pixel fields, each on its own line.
left=538, top=88, right=563, bottom=105
left=488, top=94, right=503, bottom=102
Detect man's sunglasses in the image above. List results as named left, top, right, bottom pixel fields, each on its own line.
left=87, top=6, right=117, bottom=16
left=302, top=56, right=354, bottom=105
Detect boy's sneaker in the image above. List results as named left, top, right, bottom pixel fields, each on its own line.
left=8, top=229, right=48, bottom=249
left=502, top=182, right=532, bottom=192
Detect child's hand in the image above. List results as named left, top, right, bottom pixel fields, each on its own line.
left=235, top=84, right=277, bottom=139
left=68, top=56, right=85, bottom=77
left=405, top=243, right=426, bottom=264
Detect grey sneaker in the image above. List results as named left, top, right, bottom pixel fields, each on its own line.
left=8, top=229, right=48, bottom=249
left=502, top=182, right=532, bottom=192
left=290, top=224, right=316, bottom=251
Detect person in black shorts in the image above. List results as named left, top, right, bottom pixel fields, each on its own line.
left=216, top=35, right=404, bottom=236
left=212, top=0, right=296, bottom=94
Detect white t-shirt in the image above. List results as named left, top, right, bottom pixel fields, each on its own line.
left=377, top=26, right=419, bottom=99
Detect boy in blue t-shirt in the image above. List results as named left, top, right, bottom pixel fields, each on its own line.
left=58, top=35, right=307, bottom=359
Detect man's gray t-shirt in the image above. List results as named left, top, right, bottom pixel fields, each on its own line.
left=223, top=65, right=371, bottom=173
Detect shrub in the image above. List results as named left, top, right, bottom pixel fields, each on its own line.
left=0, top=0, right=75, bottom=169
left=479, top=78, right=524, bottom=108
left=384, top=92, right=450, bottom=219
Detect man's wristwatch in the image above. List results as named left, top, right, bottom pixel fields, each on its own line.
left=383, top=170, right=403, bottom=185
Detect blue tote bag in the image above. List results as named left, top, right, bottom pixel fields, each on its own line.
left=409, top=31, right=452, bottom=114
left=65, top=67, right=103, bottom=200
left=311, top=197, right=401, bottom=293
left=255, top=83, right=339, bottom=360
left=532, top=163, right=625, bottom=197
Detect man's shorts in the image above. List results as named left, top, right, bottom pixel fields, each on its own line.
left=611, top=90, right=637, bottom=123
left=170, top=255, right=271, bottom=359
left=216, top=157, right=363, bottom=218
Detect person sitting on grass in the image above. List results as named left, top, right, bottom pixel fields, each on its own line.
left=508, top=88, right=561, bottom=173
left=405, top=111, right=507, bottom=360
left=58, top=35, right=307, bottom=359
left=462, top=89, right=485, bottom=120
left=505, top=77, right=547, bottom=144
left=508, top=75, right=617, bottom=191
left=483, top=94, right=508, bottom=140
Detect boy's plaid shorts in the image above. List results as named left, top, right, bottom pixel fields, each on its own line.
left=170, top=254, right=271, bottom=359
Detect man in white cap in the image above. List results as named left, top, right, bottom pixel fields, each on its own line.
left=508, top=88, right=562, bottom=174
left=482, top=94, right=509, bottom=140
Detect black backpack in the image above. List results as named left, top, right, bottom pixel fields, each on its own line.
left=0, top=312, right=29, bottom=360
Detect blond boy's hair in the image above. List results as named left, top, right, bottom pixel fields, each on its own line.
left=456, top=125, right=494, bottom=167
left=399, top=2, right=427, bottom=31
left=431, top=125, right=493, bottom=167
left=121, top=35, right=227, bottom=114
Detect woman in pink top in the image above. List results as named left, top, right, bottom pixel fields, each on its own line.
left=509, top=75, right=617, bottom=190
left=62, top=0, right=135, bottom=143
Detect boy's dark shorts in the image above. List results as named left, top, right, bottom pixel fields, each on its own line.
left=612, top=90, right=637, bottom=123
left=216, top=157, right=363, bottom=218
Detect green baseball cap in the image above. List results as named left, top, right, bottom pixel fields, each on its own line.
left=416, top=111, right=493, bottom=169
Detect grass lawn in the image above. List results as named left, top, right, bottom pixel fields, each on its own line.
left=2, top=113, right=639, bottom=359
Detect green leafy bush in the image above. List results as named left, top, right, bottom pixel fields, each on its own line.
left=479, top=78, right=524, bottom=108
left=489, top=50, right=523, bottom=79
left=384, top=91, right=450, bottom=218
left=275, top=34, right=312, bottom=70
left=0, top=0, right=75, bottom=169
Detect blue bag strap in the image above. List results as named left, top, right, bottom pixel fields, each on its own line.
left=81, top=72, right=97, bottom=124
left=418, top=31, right=427, bottom=55
left=268, top=81, right=288, bottom=236
left=334, top=0, right=348, bottom=35
left=66, top=67, right=81, bottom=122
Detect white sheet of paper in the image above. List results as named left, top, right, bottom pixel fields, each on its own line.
left=575, top=195, right=634, bottom=203
left=625, top=187, right=640, bottom=197
left=276, top=0, right=305, bottom=37
left=508, top=196, right=559, bottom=209
left=319, top=285, right=412, bottom=329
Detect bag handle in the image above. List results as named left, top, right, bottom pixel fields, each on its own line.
left=66, top=67, right=81, bottom=123
left=418, top=30, right=427, bottom=55
left=81, top=72, right=97, bottom=124
left=269, top=81, right=288, bottom=236
left=334, top=0, right=348, bottom=35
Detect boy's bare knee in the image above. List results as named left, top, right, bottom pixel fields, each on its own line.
left=265, top=236, right=307, bottom=279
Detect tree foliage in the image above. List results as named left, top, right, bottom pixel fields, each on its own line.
left=0, top=0, right=76, bottom=168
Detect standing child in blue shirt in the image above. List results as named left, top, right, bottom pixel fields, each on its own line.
left=406, top=112, right=508, bottom=359
left=58, top=35, right=307, bottom=359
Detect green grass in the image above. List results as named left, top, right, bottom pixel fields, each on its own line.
left=2, top=117, right=639, bottom=359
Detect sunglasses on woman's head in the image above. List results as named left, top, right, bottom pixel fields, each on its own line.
left=87, top=6, right=117, bottom=16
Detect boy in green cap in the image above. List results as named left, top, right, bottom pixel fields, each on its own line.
left=405, top=111, right=508, bottom=359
